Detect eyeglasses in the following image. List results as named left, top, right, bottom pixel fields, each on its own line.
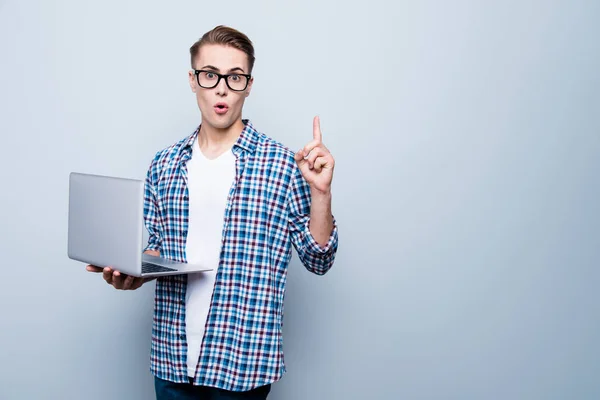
left=193, top=70, right=251, bottom=92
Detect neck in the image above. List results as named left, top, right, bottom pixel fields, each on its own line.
left=198, top=119, right=245, bottom=158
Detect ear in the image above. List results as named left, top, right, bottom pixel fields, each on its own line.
left=245, top=76, right=254, bottom=97
left=188, top=70, right=197, bottom=93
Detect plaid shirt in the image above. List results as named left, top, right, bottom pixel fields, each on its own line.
left=143, top=120, right=339, bottom=391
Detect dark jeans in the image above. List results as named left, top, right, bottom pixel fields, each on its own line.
left=155, top=377, right=271, bottom=400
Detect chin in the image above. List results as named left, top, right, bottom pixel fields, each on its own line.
left=209, top=119, right=236, bottom=130
left=203, top=112, right=240, bottom=129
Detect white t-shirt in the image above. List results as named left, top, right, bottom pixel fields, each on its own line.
left=184, top=139, right=236, bottom=378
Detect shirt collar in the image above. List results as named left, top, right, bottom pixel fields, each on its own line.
left=234, top=119, right=259, bottom=154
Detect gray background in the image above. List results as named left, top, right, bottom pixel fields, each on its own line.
left=0, top=0, right=598, bottom=399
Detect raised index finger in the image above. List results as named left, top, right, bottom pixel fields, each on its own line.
left=313, top=116, right=322, bottom=143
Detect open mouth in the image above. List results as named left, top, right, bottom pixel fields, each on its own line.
left=214, top=103, right=229, bottom=113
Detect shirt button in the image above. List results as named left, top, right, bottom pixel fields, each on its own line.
left=179, top=334, right=185, bottom=340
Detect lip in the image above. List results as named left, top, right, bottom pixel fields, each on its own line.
left=214, top=102, right=229, bottom=115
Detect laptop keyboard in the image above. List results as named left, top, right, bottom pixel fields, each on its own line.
left=142, top=262, right=177, bottom=274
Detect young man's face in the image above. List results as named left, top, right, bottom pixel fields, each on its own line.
left=188, top=44, right=253, bottom=131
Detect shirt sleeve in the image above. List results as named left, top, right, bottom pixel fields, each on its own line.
left=143, top=156, right=163, bottom=253
left=287, top=165, right=339, bottom=275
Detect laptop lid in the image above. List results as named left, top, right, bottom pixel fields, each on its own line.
left=67, top=172, right=144, bottom=276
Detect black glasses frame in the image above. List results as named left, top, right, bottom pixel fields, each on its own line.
left=193, top=69, right=252, bottom=91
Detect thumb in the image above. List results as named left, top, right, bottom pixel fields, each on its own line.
left=294, top=150, right=310, bottom=174
left=294, top=150, right=304, bottom=163
left=86, top=265, right=103, bottom=273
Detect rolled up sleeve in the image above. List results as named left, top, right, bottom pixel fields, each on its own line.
left=143, top=157, right=163, bottom=253
left=288, top=166, right=339, bottom=275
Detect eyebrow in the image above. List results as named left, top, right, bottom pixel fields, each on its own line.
left=200, top=65, right=246, bottom=73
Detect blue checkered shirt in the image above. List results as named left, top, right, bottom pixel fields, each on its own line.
left=143, top=120, right=339, bottom=391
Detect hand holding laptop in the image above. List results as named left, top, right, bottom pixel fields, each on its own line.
left=68, top=172, right=212, bottom=279
left=86, top=249, right=159, bottom=290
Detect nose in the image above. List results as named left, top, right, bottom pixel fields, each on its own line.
left=215, top=76, right=228, bottom=96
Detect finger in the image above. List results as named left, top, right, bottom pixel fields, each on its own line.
left=112, top=271, right=124, bottom=289
left=144, top=249, right=160, bottom=257
left=313, top=156, right=329, bottom=173
left=302, top=140, right=320, bottom=158
left=305, top=147, right=328, bottom=169
left=86, top=265, right=103, bottom=273
left=103, top=267, right=113, bottom=283
left=131, top=278, right=144, bottom=290
left=313, top=116, right=322, bottom=143
left=295, top=150, right=311, bottom=175
left=123, top=275, right=134, bottom=290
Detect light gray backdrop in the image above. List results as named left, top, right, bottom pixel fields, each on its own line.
left=0, top=0, right=598, bottom=399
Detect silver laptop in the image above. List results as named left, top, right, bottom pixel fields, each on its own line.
left=67, top=172, right=212, bottom=277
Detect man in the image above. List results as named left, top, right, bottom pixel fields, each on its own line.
left=87, top=25, right=338, bottom=399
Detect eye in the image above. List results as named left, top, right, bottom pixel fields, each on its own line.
left=205, top=72, right=216, bottom=79
left=229, top=74, right=240, bottom=82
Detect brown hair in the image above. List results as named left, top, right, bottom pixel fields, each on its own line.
left=189, top=25, right=255, bottom=73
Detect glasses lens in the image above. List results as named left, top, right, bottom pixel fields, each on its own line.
left=197, top=71, right=219, bottom=88
left=227, top=74, right=248, bottom=91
